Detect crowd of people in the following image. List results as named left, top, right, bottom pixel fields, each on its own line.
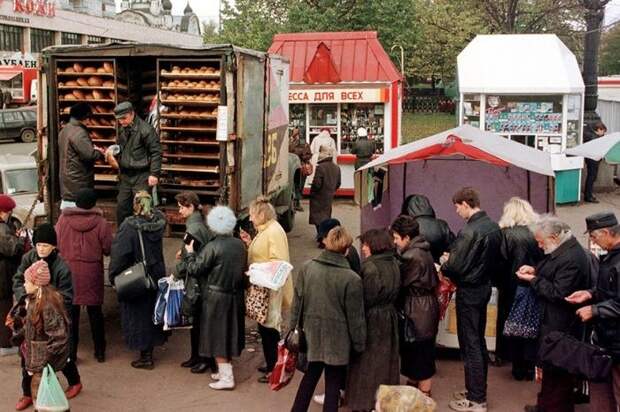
left=1, top=100, right=620, bottom=412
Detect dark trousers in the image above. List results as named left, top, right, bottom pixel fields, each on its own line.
left=455, top=285, right=492, bottom=404
left=21, top=355, right=81, bottom=397
left=537, top=366, right=575, bottom=412
left=585, top=158, right=600, bottom=200
left=0, top=298, right=12, bottom=347
left=294, top=170, right=306, bottom=204
left=70, top=305, right=106, bottom=359
left=258, top=323, right=280, bottom=372
left=291, top=362, right=346, bottom=412
left=590, top=364, right=620, bottom=412
left=116, top=171, right=149, bottom=225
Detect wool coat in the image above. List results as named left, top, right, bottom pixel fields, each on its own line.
left=55, top=207, right=112, bottom=306
left=184, top=234, right=247, bottom=358
left=345, top=251, right=401, bottom=411
left=0, top=219, right=24, bottom=301
left=290, top=250, right=366, bottom=365
left=109, top=211, right=167, bottom=351
left=247, top=219, right=292, bottom=331
left=309, top=158, right=341, bottom=226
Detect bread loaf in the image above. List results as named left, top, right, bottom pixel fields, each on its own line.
left=72, top=90, right=85, bottom=99
left=172, top=66, right=181, bottom=73
left=95, top=105, right=107, bottom=113
left=103, top=62, right=113, bottom=73
left=97, top=67, right=106, bottom=74
left=88, top=76, right=103, bottom=86
left=109, top=91, right=115, bottom=100
left=73, top=63, right=83, bottom=73
left=76, top=78, right=88, bottom=87
left=65, top=80, right=79, bottom=87
left=102, top=80, right=114, bottom=87
left=64, top=67, right=75, bottom=73
left=93, top=90, right=104, bottom=99
left=83, top=66, right=96, bottom=74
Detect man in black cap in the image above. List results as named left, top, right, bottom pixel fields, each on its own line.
left=566, top=211, right=620, bottom=411
left=113, top=101, right=161, bottom=224
left=58, top=102, right=105, bottom=209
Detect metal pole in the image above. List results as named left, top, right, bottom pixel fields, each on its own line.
left=391, top=44, right=404, bottom=75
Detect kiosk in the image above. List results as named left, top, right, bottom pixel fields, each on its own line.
left=457, top=34, right=584, bottom=203
left=269, top=31, right=403, bottom=195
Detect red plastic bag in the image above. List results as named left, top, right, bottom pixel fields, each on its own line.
left=437, top=275, right=456, bottom=320
left=269, top=340, right=297, bottom=391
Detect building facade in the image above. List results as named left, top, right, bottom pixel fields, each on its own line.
left=117, top=0, right=201, bottom=36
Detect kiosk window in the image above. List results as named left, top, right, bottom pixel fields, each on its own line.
left=0, top=24, right=23, bottom=51
left=30, top=29, right=54, bottom=53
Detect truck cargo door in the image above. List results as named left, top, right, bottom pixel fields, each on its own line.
left=263, top=56, right=289, bottom=195
left=237, top=54, right=266, bottom=210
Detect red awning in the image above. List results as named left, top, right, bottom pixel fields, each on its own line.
left=0, top=72, right=19, bottom=81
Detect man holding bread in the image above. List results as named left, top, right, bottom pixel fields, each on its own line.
left=58, top=102, right=105, bottom=209
left=112, top=101, right=162, bottom=224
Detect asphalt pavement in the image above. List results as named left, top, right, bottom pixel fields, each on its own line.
left=0, top=142, right=37, bottom=156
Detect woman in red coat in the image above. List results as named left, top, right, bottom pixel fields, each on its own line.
left=55, top=188, right=112, bottom=362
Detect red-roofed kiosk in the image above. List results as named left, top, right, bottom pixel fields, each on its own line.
left=269, top=31, right=403, bottom=195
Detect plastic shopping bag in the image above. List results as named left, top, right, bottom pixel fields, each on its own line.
left=154, top=276, right=191, bottom=330
left=153, top=277, right=169, bottom=326
left=436, top=275, right=456, bottom=321
left=36, top=365, right=69, bottom=412
left=248, top=261, right=293, bottom=291
left=269, top=340, right=297, bottom=391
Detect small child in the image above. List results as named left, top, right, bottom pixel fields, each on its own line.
left=9, top=259, right=71, bottom=409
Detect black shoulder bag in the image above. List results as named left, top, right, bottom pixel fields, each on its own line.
left=115, top=229, right=155, bottom=302
left=284, top=293, right=308, bottom=373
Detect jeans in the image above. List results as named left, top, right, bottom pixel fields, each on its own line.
left=585, top=158, right=600, bottom=200
left=455, top=285, right=492, bottom=404
left=291, top=362, right=347, bottom=412
left=70, top=305, right=106, bottom=359
left=590, top=364, right=620, bottom=412
left=258, top=323, right=280, bottom=372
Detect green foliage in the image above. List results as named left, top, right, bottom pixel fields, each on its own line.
left=600, top=24, right=620, bottom=75
left=402, top=112, right=456, bottom=143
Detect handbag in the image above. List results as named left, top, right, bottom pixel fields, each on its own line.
left=115, top=229, right=155, bottom=302
left=269, top=340, right=298, bottom=391
left=245, top=284, right=269, bottom=324
left=397, top=309, right=417, bottom=344
left=503, top=286, right=541, bottom=339
left=284, top=294, right=308, bottom=372
left=538, top=330, right=613, bottom=382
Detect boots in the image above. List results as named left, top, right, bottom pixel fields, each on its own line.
left=209, top=363, right=235, bottom=390
left=131, top=350, right=154, bottom=370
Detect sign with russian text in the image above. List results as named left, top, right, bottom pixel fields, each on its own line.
left=289, top=88, right=389, bottom=103
left=13, top=0, right=56, bottom=17
left=0, top=52, right=37, bottom=68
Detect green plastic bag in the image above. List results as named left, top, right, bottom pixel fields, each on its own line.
left=36, top=365, right=70, bottom=412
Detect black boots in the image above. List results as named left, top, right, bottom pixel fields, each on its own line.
left=131, top=350, right=154, bottom=370
left=191, top=357, right=218, bottom=374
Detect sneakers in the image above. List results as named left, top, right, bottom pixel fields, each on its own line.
left=209, top=363, right=235, bottom=390
left=15, top=396, right=32, bottom=411
left=449, top=399, right=487, bottom=412
left=0, top=346, right=19, bottom=357
left=312, top=391, right=345, bottom=406
left=453, top=390, right=468, bottom=401
left=65, top=383, right=83, bottom=399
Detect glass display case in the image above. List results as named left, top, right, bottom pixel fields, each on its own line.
left=461, top=94, right=481, bottom=128
left=340, top=103, right=384, bottom=154
left=289, top=103, right=306, bottom=140
left=308, top=103, right=337, bottom=146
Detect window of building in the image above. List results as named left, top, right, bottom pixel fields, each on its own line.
left=0, top=24, right=24, bottom=52
left=30, top=28, right=54, bottom=53
left=61, top=32, right=81, bottom=45
left=87, top=35, right=105, bottom=44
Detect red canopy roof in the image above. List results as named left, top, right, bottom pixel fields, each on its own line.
left=269, top=31, right=402, bottom=84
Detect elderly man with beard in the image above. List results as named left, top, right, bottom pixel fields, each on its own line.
left=517, top=215, right=589, bottom=412
left=566, top=212, right=620, bottom=412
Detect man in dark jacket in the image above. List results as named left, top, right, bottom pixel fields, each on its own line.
left=350, top=127, right=375, bottom=170
left=316, top=218, right=361, bottom=274
left=442, top=187, right=501, bottom=412
left=583, top=120, right=607, bottom=203
left=402, top=193, right=455, bottom=262
left=113, top=102, right=162, bottom=224
left=566, top=212, right=620, bottom=411
left=13, top=223, right=83, bottom=410
left=517, top=215, right=589, bottom=412
left=309, top=146, right=341, bottom=233
left=174, top=191, right=215, bottom=374
left=58, top=103, right=105, bottom=208
left=0, top=195, right=24, bottom=356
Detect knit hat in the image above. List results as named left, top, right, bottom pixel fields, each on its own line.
left=76, top=188, right=97, bottom=210
left=207, top=205, right=237, bottom=235
left=33, top=223, right=57, bottom=246
left=0, top=194, right=16, bottom=212
left=24, top=259, right=51, bottom=287
left=318, top=145, right=334, bottom=162
left=316, top=218, right=341, bottom=241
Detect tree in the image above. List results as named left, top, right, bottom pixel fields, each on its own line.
left=202, top=20, right=219, bottom=43
left=600, top=23, right=620, bottom=75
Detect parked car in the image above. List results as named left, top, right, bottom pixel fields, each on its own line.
left=0, top=106, right=36, bottom=143
left=0, top=154, right=44, bottom=228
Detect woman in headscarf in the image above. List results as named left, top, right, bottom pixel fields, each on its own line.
left=109, top=191, right=167, bottom=369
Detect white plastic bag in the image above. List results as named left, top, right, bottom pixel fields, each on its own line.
left=248, top=261, right=293, bottom=291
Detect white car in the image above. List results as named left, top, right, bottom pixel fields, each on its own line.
left=0, top=154, right=45, bottom=228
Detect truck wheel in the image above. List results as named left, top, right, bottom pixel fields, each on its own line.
left=278, top=197, right=296, bottom=233
left=20, top=129, right=35, bottom=143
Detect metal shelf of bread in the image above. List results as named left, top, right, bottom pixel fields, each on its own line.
left=160, top=139, right=219, bottom=146
left=160, top=113, right=217, bottom=120
left=162, top=165, right=219, bottom=174
left=160, top=126, right=217, bottom=133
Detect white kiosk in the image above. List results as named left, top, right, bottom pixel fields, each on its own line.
left=457, top=34, right=584, bottom=203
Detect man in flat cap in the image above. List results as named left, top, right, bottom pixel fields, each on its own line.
left=58, top=102, right=105, bottom=209
left=113, top=101, right=161, bottom=224
left=566, top=211, right=620, bottom=411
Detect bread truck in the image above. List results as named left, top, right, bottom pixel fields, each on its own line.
left=36, top=43, right=298, bottom=231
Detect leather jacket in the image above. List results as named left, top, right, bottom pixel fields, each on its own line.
left=117, top=115, right=161, bottom=176
left=591, top=246, right=620, bottom=358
